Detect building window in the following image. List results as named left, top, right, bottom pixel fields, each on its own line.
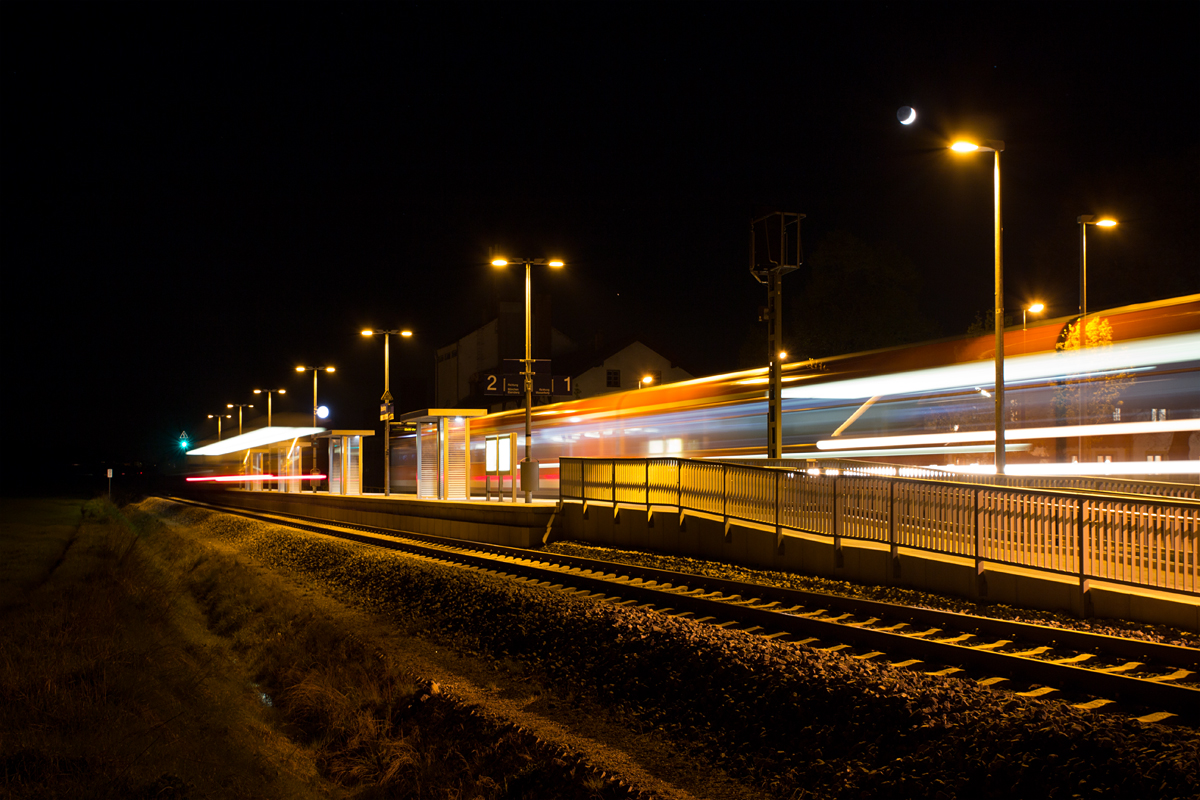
left=606, top=369, right=621, bottom=388
left=1148, top=454, right=1163, bottom=462
left=1112, top=407, right=1121, bottom=422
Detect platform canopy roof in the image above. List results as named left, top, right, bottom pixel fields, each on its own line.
left=314, top=430, right=375, bottom=439
left=397, top=408, right=488, bottom=423
left=186, top=426, right=324, bottom=456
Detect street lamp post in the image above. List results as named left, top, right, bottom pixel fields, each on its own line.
left=252, top=388, right=286, bottom=427
left=1077, top=216, right=1118, bottom=329
left=1075, top=216, right=1118, bottom=461
left=207, top=413, right=232, bottom=440
left=1023, top=302, right=1044, bottom=331
left=951, top=139, right=1006, bottom=473
left=361, top=328, right=413, bottom=496
left=226, top=403, right=253, bottom=437
left=296, top=365, right=335, bottom=491
left=490, top=256, right=564, bottom=503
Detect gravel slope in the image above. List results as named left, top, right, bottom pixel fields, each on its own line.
left=544, top=541, right=1200, bottom=649
left=150, top=501, right=1200, bottom=799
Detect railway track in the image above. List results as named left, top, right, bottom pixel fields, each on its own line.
left=167, top=496, right=1200, bottom=726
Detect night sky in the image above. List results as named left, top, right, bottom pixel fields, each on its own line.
left=3, top=2, right=1197, bottom=480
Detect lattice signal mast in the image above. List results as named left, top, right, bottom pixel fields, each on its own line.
left=750, top=212, right=804, bottom=459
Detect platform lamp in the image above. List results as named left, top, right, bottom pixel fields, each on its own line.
left=252, top=388, right=286, bottom=427
left=950, top=138, right=1006, bottom=473
left=207, top=413, right=232, bottom=440
left=640, top=375, right=654, bottom=389
left=1076, top=216, right=1118, bottom=461
left=490, top=256, right=565, bottom=503
left=1077, top=216, right=1118, bottom=329
left=296, top=365, right=335, bottom=491
left=226, top=403, right=253, bottom=437
left=361, top=328, right=413, bottom=496
left=1023, top=302, right=1044, bottom=331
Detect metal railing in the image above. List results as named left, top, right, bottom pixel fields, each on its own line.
left=560, top=457, right=1200, bottom=597
left=720, top=457, right=1200, bottom=500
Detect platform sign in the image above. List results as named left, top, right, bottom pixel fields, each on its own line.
left=379, top=401, right=394, bottom=421
left=544, top=375, right=573, bottom=397
left=482, top=372, right=573, bottom=397
left=482, top=373, right=523, bottom=396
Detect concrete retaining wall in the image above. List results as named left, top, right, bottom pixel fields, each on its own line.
left=182, top=488, right=561, bottom=550
left=563, top=500, right=1200, bottom=632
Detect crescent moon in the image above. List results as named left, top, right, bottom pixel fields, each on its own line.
left=898, top=106, right=916, bottom=125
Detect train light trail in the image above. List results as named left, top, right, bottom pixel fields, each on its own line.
left=782, top=331, right=1199, bottom=400
left=186, top=426, right=324, bottom=456
left=816, top=418, right=1200, bottom=451
left=939, top=461, right=1200, bottom=477
left=186, top=474, right=327, bottom=482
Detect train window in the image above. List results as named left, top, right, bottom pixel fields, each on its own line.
left=667, top=438, right=682, bottom=454
left=607, top=369, right=621, bottom=388
left=648, top=440, right=664, bottom=455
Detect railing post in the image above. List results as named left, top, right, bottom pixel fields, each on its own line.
left=723, top=462, right=732, bottom=542
left=1078, top=498, right=1091, bottom=617
left=645, top=459, right=652, bottom=527
left=775, top=469, right=783, bottom=553
left=676, top=458, right=681, bottom=507
left=833, top=473, right=843, bottom=568
left=677, top=458, right=685, bottom=531
left=889, top=479, right=899, bottom=580
left=974, top=487, right=985, bottom=597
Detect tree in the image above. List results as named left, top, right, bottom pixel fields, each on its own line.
left=1053, top=316, right=1133, bottom=460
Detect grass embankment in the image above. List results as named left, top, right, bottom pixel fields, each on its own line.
left=142, top=499, right=1198, bottom=800
left=1, top=497, right=329, bottom=798
left=1, top=498, right=630, bottom=799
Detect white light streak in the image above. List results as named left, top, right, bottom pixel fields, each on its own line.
left=186, top=427, right=324, bottom=456
left=782, top=332, right=1200, bottom=401
left=816, top=418, right=1200, bottom=451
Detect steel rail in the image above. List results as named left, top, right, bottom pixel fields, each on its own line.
left=165, top=495, right=1199, bottom=722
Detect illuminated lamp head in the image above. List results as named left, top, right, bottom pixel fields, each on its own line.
left=316, top=406, right=330, bottom=419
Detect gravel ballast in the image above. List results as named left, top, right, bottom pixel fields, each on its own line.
left=148, top=500, right=1199, bottom=799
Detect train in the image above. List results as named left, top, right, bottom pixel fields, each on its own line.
left=394, top=294, right=1200, bottom=495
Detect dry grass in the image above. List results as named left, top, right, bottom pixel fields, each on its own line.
left=0, top=497, right=330, bottom=799
left=2, top=497, right=631, bottom=799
